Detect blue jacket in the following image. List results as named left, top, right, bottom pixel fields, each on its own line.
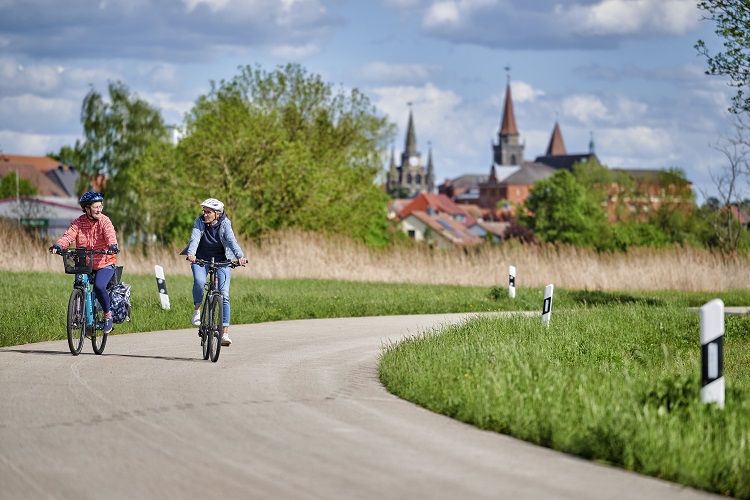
left=180, top=215, right=245, bottom=261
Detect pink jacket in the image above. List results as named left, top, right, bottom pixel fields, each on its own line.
left=55, top=214, right=118, bottom=270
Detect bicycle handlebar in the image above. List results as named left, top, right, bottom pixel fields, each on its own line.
left=53, top=248, right=118, bottom=256
left=192, top=258, right=243, bottom=268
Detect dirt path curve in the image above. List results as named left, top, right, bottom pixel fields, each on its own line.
left=0, top=314, right=718, bottom=500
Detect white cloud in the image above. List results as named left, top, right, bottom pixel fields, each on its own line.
left=599, top=126, right=673, bottom=158
left=424, top=1, right=460, bottom=27
left=0, top=94, right=77, bottom=121
left=416, top=0, right=702, bottom=50
left=564, top=0, right=700, bottom=36
left=0, top=57, right=115, bottom=100
left=0, top=130, right=80, bottom=156
left=562, top=95, right=609, bottom=123
left=137, top=63, right=182, bottom=89
left=511, top=81, right=544, bottom=103
left=0, top=58, right=63, bottom=94
left=612, top=96, right=648, bottom=122
left=423, top=0, right=496, bottom=29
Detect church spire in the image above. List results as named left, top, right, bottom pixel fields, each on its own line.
left=545, top=121, right=567, bottom=156
left=426, top=141, right=435, bottom=193
left=500, top=73, right=519, bottom=136
left=404, top=103, right=418, bottom=155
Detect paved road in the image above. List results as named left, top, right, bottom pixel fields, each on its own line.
left=0, top=314, right=720, bottom=500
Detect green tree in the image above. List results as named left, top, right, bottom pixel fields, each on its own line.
left=74, top=81, right=169, bottom=238
left=696, top=0, right=750, bottom=114
left=652, top=203, right=711, bottom=248
left=134, top=63, right=396, bottom=246
left=519, top=169, right=610, bottom=248
left=0, top=171, right=37, bottom=199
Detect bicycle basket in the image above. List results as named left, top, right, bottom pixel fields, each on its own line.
left=62, top=250, right=93, bottom=274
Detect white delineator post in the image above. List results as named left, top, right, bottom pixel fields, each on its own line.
left=509, top=265, right=516, bottom=298
left=700, top=299, right=724, bottom=408
left=155, top=265, right=171, bottom=310
left=542, top=284, right=553, bottom=326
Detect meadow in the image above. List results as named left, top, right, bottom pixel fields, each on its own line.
left=3, top=220, right=749, bottom=497
left=380, top=307, right=750, bottom=498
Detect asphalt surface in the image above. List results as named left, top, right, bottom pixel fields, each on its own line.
left=0, top=314, right=721, bottom=500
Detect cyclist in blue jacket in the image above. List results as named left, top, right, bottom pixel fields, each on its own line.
left=181, top=198, right=247, bottom=346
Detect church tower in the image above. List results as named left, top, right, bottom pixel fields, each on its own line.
left=492, top=73, right=525, bottom=166
left=388, top=105, right=431, bottom=197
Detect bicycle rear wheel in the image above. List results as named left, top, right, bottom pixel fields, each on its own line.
left=208, top=292, right=223, bottom=363
left=91, top=308, right=108, bottom=355
left=67, top=289, right=85, bottom=355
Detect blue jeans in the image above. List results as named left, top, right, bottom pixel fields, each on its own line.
left=191, top=263, right=231, bottom=327
left=93, top=266, right=115, bottom=314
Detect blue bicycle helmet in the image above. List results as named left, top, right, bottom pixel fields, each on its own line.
left=79, top=191, right=104, bottom=209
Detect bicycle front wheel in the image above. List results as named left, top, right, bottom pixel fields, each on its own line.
left=91, top=308, right=108, bottom=355
left=67, top=289, right=85, bottom=355
left=201, top=305, right=210, bottom=360
left=208, top=292, right=223, bottom=363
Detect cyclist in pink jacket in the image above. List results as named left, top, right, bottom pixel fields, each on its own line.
left=49, top=191, right=119, bottom=333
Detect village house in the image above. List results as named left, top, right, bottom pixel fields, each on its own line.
left=0, top=154, right=84, bottom=235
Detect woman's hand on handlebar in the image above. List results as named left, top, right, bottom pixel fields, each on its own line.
left=238, top=257, right=247, bottom=266
left=187, top=255, right=196, bottom=263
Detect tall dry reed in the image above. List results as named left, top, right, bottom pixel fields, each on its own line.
left=4, top=219, right=748, bottom=291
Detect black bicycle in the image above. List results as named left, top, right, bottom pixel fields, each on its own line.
left=193, top=258, right=240, bottom=362
left=55, top=247, right=120, bottom=355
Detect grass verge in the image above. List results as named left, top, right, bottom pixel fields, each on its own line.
left=379, top=305, right=750, bottom=498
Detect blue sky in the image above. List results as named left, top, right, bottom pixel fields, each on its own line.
left=0, top=0, right=736, bottom=202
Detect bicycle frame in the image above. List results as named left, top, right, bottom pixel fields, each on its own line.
left=74, top=272, right=102, bottom=334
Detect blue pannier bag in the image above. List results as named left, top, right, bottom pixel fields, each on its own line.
left=110, top=282, right=131, bottom=324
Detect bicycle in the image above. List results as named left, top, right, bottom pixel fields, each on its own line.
left=54, top=247, right=120, bottom=355
left=193, top=258, right=241, bottom=363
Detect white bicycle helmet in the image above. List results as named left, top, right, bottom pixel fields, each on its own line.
left=200, top=198, right=224, bottom=212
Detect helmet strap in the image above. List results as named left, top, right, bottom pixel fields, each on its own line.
left=84, top=205, right=96, bottom=220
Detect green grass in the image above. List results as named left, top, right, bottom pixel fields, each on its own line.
left=379, top=305, right=750, bottom=498
left=1, top=271, right=541, bottom=347
left=4, top=269, right=750, bottom=347
left=4, top=270, right=750, bottom=497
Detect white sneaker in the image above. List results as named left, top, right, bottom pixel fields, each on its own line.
left=221, top=333, right=232, bottom=346
left=191, top=309, right=201, bottom=326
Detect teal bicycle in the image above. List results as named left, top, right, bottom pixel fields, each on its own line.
left=55, top=247, right=119, bottom=355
